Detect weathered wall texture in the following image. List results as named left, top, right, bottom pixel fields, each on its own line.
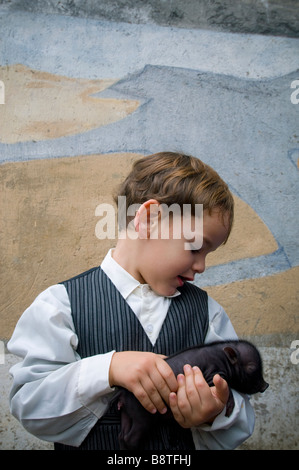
left=2, top=0, right=299, bottom=37
left=0, top=1, right=298, bottom=450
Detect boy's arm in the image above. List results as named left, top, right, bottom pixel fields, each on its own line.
left=8, top=284, right=117, bottom=447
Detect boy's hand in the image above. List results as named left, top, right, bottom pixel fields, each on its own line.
left=109, top=351, right=178, bottom=415
left=168, top=365, right=229, bottom=427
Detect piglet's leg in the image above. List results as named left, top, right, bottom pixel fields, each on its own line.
left=118, top=408, right=134, bottom=450
left=118, top=391, right=152, bottom=450
left=117, top=392, right=134, bottom=450
left=119, top=410, right=151, bottom=450
left=225, top=388, right=235, bottom=417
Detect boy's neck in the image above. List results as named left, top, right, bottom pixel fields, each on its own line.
left=112, top=237, right=145, bottom=284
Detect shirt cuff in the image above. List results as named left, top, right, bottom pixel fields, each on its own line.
left=198, top=405, right=229, bottom=432
left=78, top=350, right=116, bottom=415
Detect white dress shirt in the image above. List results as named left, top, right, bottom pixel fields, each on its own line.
left=8, top=249, right=254, bottom=449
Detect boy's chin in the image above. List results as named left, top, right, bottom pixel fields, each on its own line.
left=151, top=284, right=178, bottom=297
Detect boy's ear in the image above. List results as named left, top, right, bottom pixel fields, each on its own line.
left=134, top=199, right=160, bottom=239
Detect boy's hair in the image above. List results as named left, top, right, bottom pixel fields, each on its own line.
left=115, top=152, right=234, bottom=242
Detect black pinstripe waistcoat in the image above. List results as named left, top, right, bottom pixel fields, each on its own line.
left=55, top=266, right=208, bottom=450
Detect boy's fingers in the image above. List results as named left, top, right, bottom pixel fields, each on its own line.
left=134, top=380, right=165, bottom=415
left=212, top=374, right=230, bottom=405
left=155, top=358, right=178, bottom=393
left=169, top=388, right=186, bottom=427
left=183, top=364, right=201, bottom=406
left=147, top=360, right=178, bottom=410
left=138, top=362, right=176, bottom=414
left=169, top=392, right=179, bottom=417
left=176, top=373, right=194, bottom=421
left=148, top=371, right=172, bottom=408
left=132, top=382, right=157, bottom=414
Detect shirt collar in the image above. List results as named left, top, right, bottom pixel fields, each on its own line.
left=101, top=249, right=180, bottom=300
left=101, top=249, right=140, bottom=299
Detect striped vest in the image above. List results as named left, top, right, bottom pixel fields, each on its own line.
left=55, top=266, right=208, bottom=450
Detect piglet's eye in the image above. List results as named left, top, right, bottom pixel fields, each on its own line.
left=245, top=362, right=257, bottom=373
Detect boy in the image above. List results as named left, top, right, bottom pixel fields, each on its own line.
left=8, top=152, right=254, bottom=450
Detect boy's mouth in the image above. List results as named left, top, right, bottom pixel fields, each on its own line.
left=177, top=275, right=194, bottom=286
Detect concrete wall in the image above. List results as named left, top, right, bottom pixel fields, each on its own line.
left=0, top=1, right=298, bottom=450
left=1, top=0, right=299, bottom=37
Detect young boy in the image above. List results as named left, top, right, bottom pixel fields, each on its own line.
left=8, top=152, right=254, bottom=450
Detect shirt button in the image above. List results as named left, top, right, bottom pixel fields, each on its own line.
left=146, top=324, right=153, bottom=334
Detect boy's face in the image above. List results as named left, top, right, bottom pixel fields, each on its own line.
left=136, top=208, right=230, bottom=297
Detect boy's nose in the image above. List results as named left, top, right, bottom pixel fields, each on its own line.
left=192, top=254, right=206, bottom=274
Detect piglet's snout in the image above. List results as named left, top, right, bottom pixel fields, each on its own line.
left=260, top=381, right=269, bottom=393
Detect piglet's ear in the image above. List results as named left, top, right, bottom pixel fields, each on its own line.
left=223, top=346, right=238, bottom=364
